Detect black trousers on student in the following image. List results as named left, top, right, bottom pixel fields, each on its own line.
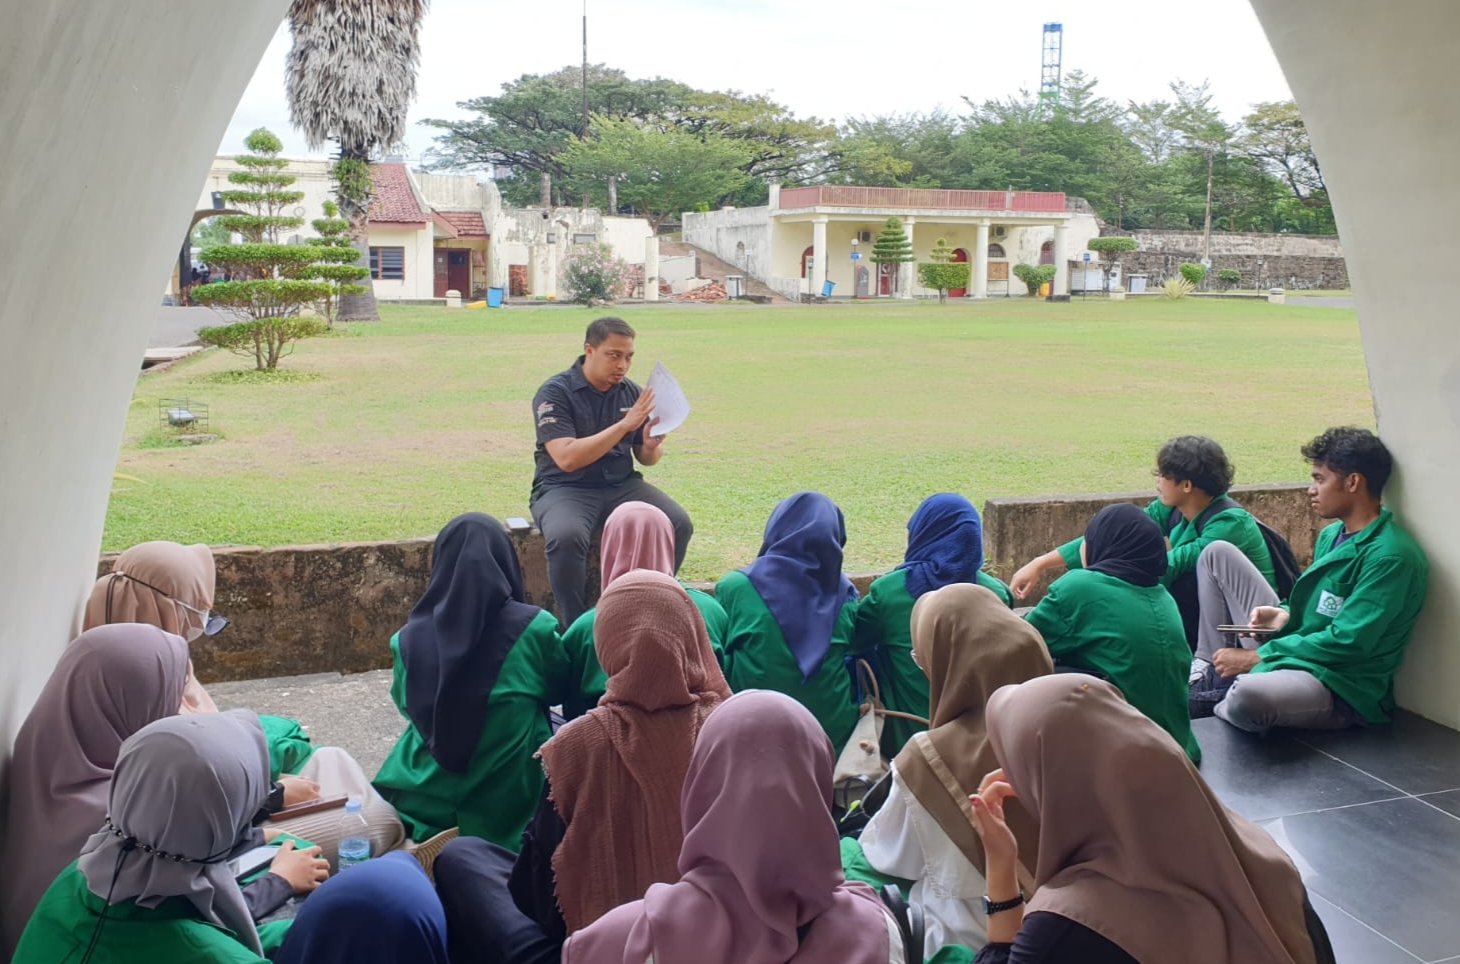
left=434, top=838, right=561, bottom=964
left=529, top=477, right=692, bottom=626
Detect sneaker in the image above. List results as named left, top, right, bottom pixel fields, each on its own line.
left=1188, top=662, right=1234, bottom=719
left=1189, top=657, right=1210, bottom=686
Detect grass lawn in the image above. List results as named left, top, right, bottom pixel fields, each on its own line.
left=106, top=298, right=1373, bottom=579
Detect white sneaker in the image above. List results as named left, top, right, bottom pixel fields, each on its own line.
left=1189, top=657, right=1210, bottom=686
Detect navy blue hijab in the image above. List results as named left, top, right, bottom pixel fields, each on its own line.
left=275, top=852, right=449, bottom=964
left=1084, top=503, right=1169, bottom=588
left=896, top=493, right=984, bottom=598
left=399, top=513, right=541, bottom=773
left=743, top=492, right=859, bottom=681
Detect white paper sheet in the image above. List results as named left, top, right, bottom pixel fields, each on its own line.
left=645, top=361, right=690, bottom=437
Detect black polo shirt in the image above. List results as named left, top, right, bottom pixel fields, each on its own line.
left=531, top=356, right=645, bottom=495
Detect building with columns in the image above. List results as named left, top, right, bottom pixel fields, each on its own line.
left=684, top=185, right=1102, bottom=300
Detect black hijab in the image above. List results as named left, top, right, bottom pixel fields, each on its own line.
left=399, top=513, right=541, bottom=773
left=1084, top=503, right=1169, bottom=588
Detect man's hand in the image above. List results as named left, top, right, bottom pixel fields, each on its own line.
left=278, top=776, right=320, bottom=808
left=1009, top=559, right=1044, bottom=600
left=1249, top=605, right=1291, bottom=632
left=619, top=387, right=656, bottom=437
left=638, top=418, right=665, bottom=454
left=1213, top=647, right=1262, bottom=679
left=268, top=840, right=329, bottom=895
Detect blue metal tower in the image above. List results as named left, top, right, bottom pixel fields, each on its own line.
left=1039, top=22, right=1063, bottom=114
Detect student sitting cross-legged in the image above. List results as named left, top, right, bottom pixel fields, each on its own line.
left=558, top=501, right=727, bottom=719
left=857, top=584, right=1052, bottom=959
left=966, top=675, right=1335, bottom=964
left=717, top=491, right=861, bottom=750
left=1024, top=503, right=1202, bottom=763
left=1190, top=427, right=1429, bottom=732
left=853, top=493, right=1013, bottom=758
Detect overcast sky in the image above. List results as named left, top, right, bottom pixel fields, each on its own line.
left=220, top=0, right=1293, bottom=163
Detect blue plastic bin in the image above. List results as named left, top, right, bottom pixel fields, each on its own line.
left=487, top=286, right=504, bottom=308
left=821, top=280, right=835, bottom=298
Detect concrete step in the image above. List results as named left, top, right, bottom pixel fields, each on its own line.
left=658, top=240, right=792, bottom=303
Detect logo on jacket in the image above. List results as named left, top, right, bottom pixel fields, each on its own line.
left=1316, top=590, right=1345, bottom=618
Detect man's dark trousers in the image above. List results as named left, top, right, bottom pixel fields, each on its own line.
left=530, top=477, right=692, bottom=626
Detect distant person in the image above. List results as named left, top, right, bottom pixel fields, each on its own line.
left=1189, top=427, right=1429, bottom=732
left=718, top=492, right=861, bottom=750
left=1008, top=436, right=1277, bottom=656
left=1024, top=504, right=1201, bottom=763
left=853, top=493, right=1012, bottom=757
left=530, top=317, right=692, bottom=626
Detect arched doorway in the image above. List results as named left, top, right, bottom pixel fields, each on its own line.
left=1040, top=241, right=1055, bottom=266
left=950, top=248, right=970, bottom=298
left=879, top=262, right=895, bottom=296
left=801, top=245, right=814, bottom=279
left=735, top=241, right=746, bottom=265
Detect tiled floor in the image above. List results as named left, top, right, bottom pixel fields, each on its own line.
left=1195, top=712, right=1460, bottom=963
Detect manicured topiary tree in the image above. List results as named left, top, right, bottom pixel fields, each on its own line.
left=193, top=128, right=329, bottom=370
left=916, top=237, right=971, bottom=303
left=1180, top=262, right=1209, bottom=287
left=300, top=200, right=370, bottom=329
left=1216, top=267, right=1242, bottom=289
left=1013, top=263, right=1057, bottom=296
left=870, top=217, right=915, bottom=296
left=1087, top=236, right=1138, bottom=294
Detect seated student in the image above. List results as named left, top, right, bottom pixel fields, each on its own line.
left=564, top=691, right=904, bottom=964
left=86, top=540, right=404, bottom=866
left=1024, top=504, right=1202, bottom=763
left=12, top=711, right=329, bottom=964
left=434, top=571, right=733, bottom=961
left=373, top=513, right=569, bottom=849
left=967, top=675, right=1333, bottom=964
left=0, top=626, right=325, bottom=956
left=717, top=491, right=861, bottom=750
left=854, top=494, right=1012, bottom=758
left=559, top=501, right=728, bottom=718
left=1190, top=427, right=1429, bottom=732
left=273, top=852, right=449, bottom=964
left=1009, top=436, right=1277, bottom=653
left=858, top=584, right=1052, bottom=959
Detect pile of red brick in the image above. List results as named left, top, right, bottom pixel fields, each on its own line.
left=673, top=281, right=728, bottom=302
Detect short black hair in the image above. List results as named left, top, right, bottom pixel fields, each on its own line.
left=1156, top=436, right=1234, bottom=497
left=585, top=317, right=635, bottom=347
left=1302, top=427, right=1393, bottom=497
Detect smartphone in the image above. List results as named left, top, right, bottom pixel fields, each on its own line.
left=1216, top=624, right=1279, bottom=636
left=230, top=844, right=280, bottom=880
left=267, top=793, right=349, bottom=821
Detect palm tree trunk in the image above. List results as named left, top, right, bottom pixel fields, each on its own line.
left=338, top=199, right=379, bottom=322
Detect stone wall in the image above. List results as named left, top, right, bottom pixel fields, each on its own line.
left=1100, top=228, right=1349, bottom=290
left=99, top=484, right=1318, bottom=685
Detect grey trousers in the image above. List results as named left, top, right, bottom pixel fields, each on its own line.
left=1194, top=540, right=1282, bottom=662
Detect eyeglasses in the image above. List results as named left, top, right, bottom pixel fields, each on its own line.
left=107, top=572, right=230, bottom=636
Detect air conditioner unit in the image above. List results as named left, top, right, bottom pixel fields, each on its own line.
left=992, top=226, right=1007, bottom=238
left=858, top=230, right=873, bottom=243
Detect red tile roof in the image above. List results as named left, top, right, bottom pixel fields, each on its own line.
left=369, top=163, right=428, bottom=223
left=435, top=210, right=489, bottom=238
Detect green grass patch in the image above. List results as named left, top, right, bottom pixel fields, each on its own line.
left=202, top=369, right=325, bottom=385
left=107, top=298, right=1373, bottom=578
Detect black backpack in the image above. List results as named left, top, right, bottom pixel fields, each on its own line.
left=1168, top=497, right=1303, bottom=599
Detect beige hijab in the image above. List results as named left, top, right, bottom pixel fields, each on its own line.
left=987, top=675, right=1317, bottom=964
left=84, top=541, right=218, bottom=713
left=892, top=584, right=1051, bottom=885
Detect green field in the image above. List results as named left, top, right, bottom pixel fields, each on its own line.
left=106, top=299, right=1372, bottom=578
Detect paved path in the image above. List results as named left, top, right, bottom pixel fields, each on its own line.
left=151, top=305, right=225, bottom=349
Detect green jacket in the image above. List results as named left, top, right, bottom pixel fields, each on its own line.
left=259, top=715, right=315, bottom=782
left=1058, top=498, right=1278, bottom=590
left=559, top=586, right=728, bottom=719
left=851, top=568, right=1013, bottom=758
left=13, top=863, right=290, bottom=964
left=373, top=609, right=569, bottom=847
left=1026, top=569, right=1201, bottom=764
left=717, top=570, right=860, bottom=751
left=1255, top=508, right=1428, bottom=723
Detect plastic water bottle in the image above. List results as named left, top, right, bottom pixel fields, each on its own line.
left=337, top=798, right=370, bottom=869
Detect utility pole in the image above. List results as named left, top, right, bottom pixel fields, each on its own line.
left=1202, top=145, right=1214, bottom=266
left=581, top=0, right=589, bottom=137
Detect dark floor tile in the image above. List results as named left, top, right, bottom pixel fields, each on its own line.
left=1262, top=797, right=1460, bottom=963
left=1193, top=718, right=1400, bottom=821
left=1416, top=789, right=1460, bottom=820
left=1305, top=891, right=1421, bottom=964
left=1294, top=710, right=1460, bottom=795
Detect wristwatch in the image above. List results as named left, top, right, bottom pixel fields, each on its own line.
left=982, top=892, right=1026, bottom=916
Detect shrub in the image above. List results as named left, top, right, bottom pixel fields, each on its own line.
left=1179, top=262, right=1208, bottom=286
left=561, top=241, right=630, bottom=305
left=198, top=315, right=329, bottom=371
left=1162, top=278, right=1196, bottom=300
left=916, top=237, right=971, bottom=303
left=1216, top=268, right=1241, bottom=284
left=1013, top=263, right=1057, bottom=295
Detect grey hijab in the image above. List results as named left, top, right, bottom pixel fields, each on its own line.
left=77, top=710, right=270, bottom=954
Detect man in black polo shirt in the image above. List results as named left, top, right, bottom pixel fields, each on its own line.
left=530, top=317, right=693, bottom=625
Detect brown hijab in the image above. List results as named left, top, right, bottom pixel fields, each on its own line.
left=539, top=570, right=732, bottom=931
left=987, top=675, right=1317, bottom=964
left=892, top=584, right=1051, bottom=885
left=84, top=541, right=218, bottom=714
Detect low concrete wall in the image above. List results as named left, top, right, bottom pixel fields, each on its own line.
left=99, top=484, right=1316, bottom=684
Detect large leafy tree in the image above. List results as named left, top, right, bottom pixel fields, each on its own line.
left=285, top=0, right=428, bottom=321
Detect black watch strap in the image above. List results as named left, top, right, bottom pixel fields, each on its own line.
left=265, top=781, right=286, bottom=814
left=983, top=892, right=1026, bottom=916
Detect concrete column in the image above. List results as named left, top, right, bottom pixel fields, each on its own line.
left=546, top=241, right=559, bottom=299
left=811, top=217, right=828, bottom=297
left=768, top=183, right=782, bottom=210
left=643, top=236, right=660, bottom=301
left=1052, top=223, right=1070, bottom=296
left=899, top=217, right=916, bottom=298
left=973, top=221, right=991, bottom=299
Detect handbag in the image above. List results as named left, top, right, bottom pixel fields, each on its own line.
left=833, top=659, right=930, bottom=814
left=880, top=884, right=925, bottom=964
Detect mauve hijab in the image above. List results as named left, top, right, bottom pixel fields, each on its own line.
left=1084, top=502, right=1169, bottom=588
left=742, top=492, right=858, bottom=680
left=563, top=690, right=890, bottom=964
left=0, top=624, right=189, bottom=956
left=78, top=711, right=272, bottom=955
left=599, top=501, right=676, bottom=590
left=986, top=675, right=1317, bottom=964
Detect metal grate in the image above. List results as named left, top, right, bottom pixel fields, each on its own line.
left=160, top=398, right=208, bottom=431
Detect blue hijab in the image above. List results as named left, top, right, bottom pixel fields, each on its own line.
left=895, top=493, right=984, bottom=598
left=743, top=492, right=858, bottom=681
left=274, top=852, right=449, bottom=964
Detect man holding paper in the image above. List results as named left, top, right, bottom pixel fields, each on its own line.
left=529, top=317, right=693, bottom=625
